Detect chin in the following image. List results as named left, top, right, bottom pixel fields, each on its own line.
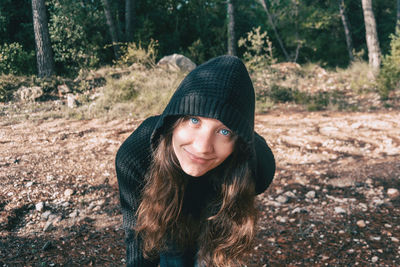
left=182, top=167, right=208, bottom=177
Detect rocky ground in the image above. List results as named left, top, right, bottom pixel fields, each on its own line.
left=1, top=106, right=399, bottom=266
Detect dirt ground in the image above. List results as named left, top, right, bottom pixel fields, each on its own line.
left=1, top=107, right=399, bottom=266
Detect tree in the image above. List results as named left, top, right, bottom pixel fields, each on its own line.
left=31, top=0, right=55, bottom=77
left=258, top=0, right=290, bottom=61
left=102, top=0, right=120, bottom=59
left=338, top=0, right=354, bottom=62
left=125, top=0, right=134, bottom=42
left=397, top=0, right=400, bottom=30
left=361, top=0, right=381, bottom=72
left=227, top=0, right=236, bottom=55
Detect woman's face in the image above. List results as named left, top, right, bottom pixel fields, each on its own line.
left=172, top=116, right=236, bottom=177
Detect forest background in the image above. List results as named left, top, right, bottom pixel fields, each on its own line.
left=0, top=0, right=399, bottom=109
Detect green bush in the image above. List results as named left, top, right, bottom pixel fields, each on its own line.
left=238, top=27, right=276, bottom=71
left=377, top=30, right=400, bottom=100
left=116, top=40, right=158, bottom=68
left=0, top=43, right=35, bottom=75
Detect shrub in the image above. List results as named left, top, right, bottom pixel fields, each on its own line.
left=0, top=43, right=35, bottom=75
left=238, top=27, right=276, bottom=71
left=116, top=40, right=158, bottom=68
left=377, top=30, right=400, bottom=100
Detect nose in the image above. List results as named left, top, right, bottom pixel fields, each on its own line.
left=193, top=131, right=214, bottom=154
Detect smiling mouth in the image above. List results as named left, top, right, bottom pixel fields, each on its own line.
left=183, top=148, right=213, bottom=164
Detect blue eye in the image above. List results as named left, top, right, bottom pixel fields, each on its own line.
left=190, top=117, right=199, bottom=124
left=219, top=129, right=231, bottom=136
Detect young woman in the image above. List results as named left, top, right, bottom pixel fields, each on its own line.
left=115, top=55, right=275, bottom=267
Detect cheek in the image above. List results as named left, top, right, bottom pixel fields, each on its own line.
left=215, top=141, right=235, bottom=161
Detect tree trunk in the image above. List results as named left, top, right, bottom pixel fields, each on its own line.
left=31, top=0, right=55, bottom=77
left=102, top=0, right=120, bottom=59
left=338, top=0, right=354, bottom=62
left=227, top=0, right=236, bottom=56
left=259, top=0, right=290, bottom=61
left=125, top=0, right=134, bottom=42
left=361, top=0, right=381, bottom=73
left=397, top=0, right=400, bottom=30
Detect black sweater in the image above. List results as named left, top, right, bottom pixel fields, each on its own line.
left=115, top=115, right=275, bottom=266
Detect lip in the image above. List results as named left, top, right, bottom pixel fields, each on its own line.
left=183, top=148, right=213, bottom=164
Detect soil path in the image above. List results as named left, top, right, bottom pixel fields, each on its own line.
left=1, top=111, right=399, bottom=266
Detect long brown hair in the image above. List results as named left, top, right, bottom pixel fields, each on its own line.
left=135, top=117, right=258, bottom=266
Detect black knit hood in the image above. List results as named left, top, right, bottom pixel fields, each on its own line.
left=151, top=55, right=255, bottom=148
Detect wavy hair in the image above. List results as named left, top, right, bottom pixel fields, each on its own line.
left=135, top=117, right=258, bottom=266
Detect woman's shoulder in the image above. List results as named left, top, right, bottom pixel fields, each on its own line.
left=116, top=115, right=160, bottom=170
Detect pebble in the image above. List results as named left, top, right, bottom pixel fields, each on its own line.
left=69, top=209, right=79, bottom=219
left=26, top=181, right=34, bottom=187
left=276, top=195, right=288, bottom=204
left=64, top=189, right=74, bottom=197
left=41, top=211, right=52, bottom=220
left=43, top=221, right=53, bottom=232
left=306, top=190, right=316, bottom=199
left=371, top=256, right=378, bottom=263
left=35, top=202, right=45, bottom=212
left=391, top=237, right=399, bottom=243
left=334, top=207, right=347, bottom=214
left=276, top=216, right=288, bottom=223
left=291, top=207, right=308, bottom=214
left=356, top=220, right=366, bottom=228
left=387, top=188, right=399, bottom=199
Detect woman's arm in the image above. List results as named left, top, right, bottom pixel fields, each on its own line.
left=253, top=132, right=276, bottom=195
left=115, top=118, right=159, bottom=267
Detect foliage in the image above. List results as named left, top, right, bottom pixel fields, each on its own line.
left=116, top=40, right=158, bottom=68
left=47, top=0, right=107, bottom=76
left=238, top=27, right=276, bottom=71
left=0, top=43, right=35, bottom=75
left=377, top=30, right=400, bottom=100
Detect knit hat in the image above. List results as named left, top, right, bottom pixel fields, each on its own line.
left=152, top=55, right=255, bottom=147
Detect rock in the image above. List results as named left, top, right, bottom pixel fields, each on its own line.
left=387, top=188, right=399, bottom=199
left=334, top=207, right=347, bottom=214
left=26, top=181, right=34, bottom=187
left=276, top=195, right=288, bottom=204
left=157, top=54, right=196, bottom=72
left=391, top=237, right=399, bottom=243
left=43, top=220, right=53, bottom=232
left=371, top=256, right=379, bottom=263
left=42, top=241, right=52, bottom=251
left=41, top=211, right=52, bottom=220
left=67, top=94, right=78, bottom=108
left=291, top=207, right=308, bottom=214
left=356, top=220, right=366, bottom=228
left=46, top=175, right=54, bottom=182
left=306, top=190, right=316, bottom=199
left=276, top=216, right=288, bottom=223
left=69, top=209, right=79, bottom=219
left=13, top=86, right=43, bottom=102
left=35, top=202, right=45, bottom=212
left=64, top=188, right=74, bottom=197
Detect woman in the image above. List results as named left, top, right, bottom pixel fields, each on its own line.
left=115, top=55, right=275, bottom=267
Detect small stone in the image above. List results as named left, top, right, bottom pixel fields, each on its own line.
left=387, top=188, right=399, bottom=199
left=291, top=207, right=308, bottom=214
left=347, top=249, right=355, bottom=254
left=64, top=189, right=74, bottom=197
left=371, top=256, right=378, bottom=263
left=41, top=211, right=52, bottom=220
left=391, top=237, right=399, bottom=243
left=370, top=236, right=381, bottom=241
left=276, top=216, right=288, bottom=223
left=46, top=175, right=54, bottom=182
left=26, top=181, right=34, bottom=187
left=334, top=207, right=347, bottom=214
left=35, top=202, right=45, bottom=212
left=356, top=220, right=366, bottom=228
left=306, top=190, right=316, bottom=199
left=69, top=209, right=79, bottom=219
left=276, top=195, right=288, bottom=204
left=42, top=241, right=52, bottom=251
left=67, top=94, right=78, bottom=108
left=43, top=221, right=53, bottom=232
